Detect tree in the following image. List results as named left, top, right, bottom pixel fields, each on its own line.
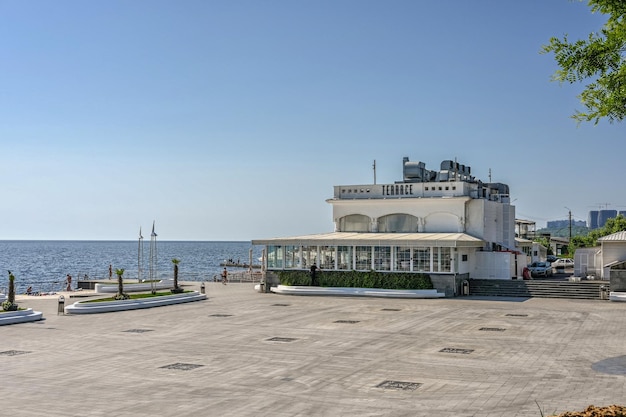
left=542, top=0, right=626, bottom=124
left=2, top=271, right=18, bottom=311
left=171, top=258, right=183, bottom=293
left=569, top=214, right=626, bottom=252
left=115, top=268, right=129, bottom=300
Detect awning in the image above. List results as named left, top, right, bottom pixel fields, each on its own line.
left=252, top=232, right=485, bottom=248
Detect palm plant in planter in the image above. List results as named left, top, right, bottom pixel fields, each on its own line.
left=2, top=270, right=18, bottom=311
left=114, top=268, right=129, bottom=300
left=171, top=258, right=183, bottom=293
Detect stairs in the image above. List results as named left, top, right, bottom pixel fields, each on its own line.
left=468, top=278, right=610, bottom=300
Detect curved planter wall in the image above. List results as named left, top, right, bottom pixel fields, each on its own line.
left=0, top=308, right=44, bottom=325
left=270, top=285, right=445, bottom=298
left=65, top=291, right=206, bottom=314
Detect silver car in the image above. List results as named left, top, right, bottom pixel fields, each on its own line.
left=528, top=261, right=553, bottom=277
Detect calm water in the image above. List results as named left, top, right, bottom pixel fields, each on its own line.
left=0, top=241, right=262, bottom=293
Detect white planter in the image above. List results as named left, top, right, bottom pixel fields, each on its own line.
left=270, top=285, right=445, bottom=298
left=65, top=291, right=206, bottom=314
left=609, top=292, right=626, bottom=302
left=0, top=308, right=44, bottom=325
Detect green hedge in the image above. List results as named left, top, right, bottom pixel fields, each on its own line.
left=276, top=270, right=433, bottom=290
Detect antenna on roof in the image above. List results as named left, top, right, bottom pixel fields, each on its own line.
left=488, top=168, right=492, bottom=183
left=373, top=159, right=377, bottom=184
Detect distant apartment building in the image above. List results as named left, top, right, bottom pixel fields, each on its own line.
left=546, top=219, right=586, bottom=229
left=588, top=210, right=625, bottom=229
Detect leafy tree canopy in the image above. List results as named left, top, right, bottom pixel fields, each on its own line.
left=569, top=214, right=626, bottom=250
left=542, top=0, right=626, bottom=124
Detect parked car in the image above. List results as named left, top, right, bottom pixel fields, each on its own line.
left=528, top=261, right=553, bottom=277
left=551, top=258, right=574, bottom=269
left=547, top=255, right=558, bottom=263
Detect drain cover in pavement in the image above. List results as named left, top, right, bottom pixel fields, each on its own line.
left=267, top=337, right=297, bottom=342
left=334, top=320, right=360, bottom=324
left=479, top=327, right=506, bottom=332
left=160, top=363, right=204, bottom=371
left=381, top=308, right=401, bottom=311
left=0, top=350, right=31, bottom=356
left=123, top=329, right=153, bottom=333
left=272, top=303, right=290, bottom=306
left=506, top=313, right=528, bottom=317
left=376, top=380, right=422, bottom=391
left=439, top=347, right=474, bottom=354
left=210, top=314, right=233, bottom=317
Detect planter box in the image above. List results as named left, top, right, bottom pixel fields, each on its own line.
left=0, top=308, right=44, bottom=325
left=65, top=291, right=206, bottom=314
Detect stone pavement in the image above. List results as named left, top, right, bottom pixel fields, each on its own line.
left=2, top=282, right=626, bottom=417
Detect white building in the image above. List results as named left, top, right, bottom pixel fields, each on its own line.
left=252, top=157, right=527, bottom=294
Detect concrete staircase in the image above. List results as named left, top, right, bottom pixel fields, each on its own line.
left=467, top=278, right=610, bottom=300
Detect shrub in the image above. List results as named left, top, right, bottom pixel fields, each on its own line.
left=277, top=270, right=433, bottom=290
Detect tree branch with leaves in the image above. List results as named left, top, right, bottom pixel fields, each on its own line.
left=542, top=0, right=626, bottom=124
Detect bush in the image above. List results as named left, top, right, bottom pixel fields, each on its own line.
left=276, top=270, right=433, bottom=290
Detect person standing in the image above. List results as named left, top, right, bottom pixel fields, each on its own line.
left=65, top=274, right=72, bottom=291
left=221, top=267, right=228, bottom=285
left=310, top=264, right=319, bottom=286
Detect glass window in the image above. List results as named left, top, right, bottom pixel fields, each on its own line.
left=395, top=247, right=411, bottom=271
left=440, top=247, right=451, bottom=272
left=378, top=214, right=418, bottom=233
left=284, top=245, right=300, bottom=268
left=337, top=246, right=352, bottom=270
left=374, top=246, right=391, bottom=271
left=301, top=245, right=319, bottom=269
left=355, top=246, right=371, bottom=270
left=339, top=214, right=370, bottom=232
left=414, top=247, right=430, bottom=272
left=319, top=246, right=336, bottom=270
left=267, top=245, right=283, bottom=269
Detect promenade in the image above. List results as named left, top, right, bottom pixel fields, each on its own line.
left=2, top=282, right=626, bottom=417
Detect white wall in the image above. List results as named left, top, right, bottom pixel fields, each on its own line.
left=472, top=251, right=514, bottom=279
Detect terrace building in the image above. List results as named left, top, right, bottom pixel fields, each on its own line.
left=252, top=157, right=527, bottom=296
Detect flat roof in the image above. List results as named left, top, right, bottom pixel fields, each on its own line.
left=252, top=232, right=485, bottom=247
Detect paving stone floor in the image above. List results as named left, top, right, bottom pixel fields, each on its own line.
left=2, top=282, right=626, bottom=417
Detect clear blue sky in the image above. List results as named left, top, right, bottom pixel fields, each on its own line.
left=0, top=0, right=622, bottom=241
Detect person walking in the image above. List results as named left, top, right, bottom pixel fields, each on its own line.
left=221, top=267, right=228, bottom=285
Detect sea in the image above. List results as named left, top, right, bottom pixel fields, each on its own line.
left=0, top=240, right=263, bottom=294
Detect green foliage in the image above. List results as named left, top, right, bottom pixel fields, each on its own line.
left=542, top=0, right=626, bottom=124
left=171, top=258, right=181, bottom=292
left=569, top=214, right=626, bottom=252
left=277, top=270, right=433, bottom=290
left=7, top=271, right=15, bottom=305
left=536, top=225, right=590, bottom=238
left=115, top=268, right=129, bottom=300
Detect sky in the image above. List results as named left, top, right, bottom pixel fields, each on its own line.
left=0, top=0, right=623, bottom=241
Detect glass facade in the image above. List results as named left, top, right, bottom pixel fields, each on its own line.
left=263, top=244, right=455, bottom=274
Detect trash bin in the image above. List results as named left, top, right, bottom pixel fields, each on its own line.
left=599, top=285, right=608, bottom=300
left=200, top=282, right=205, bottom=294
left=58, top=295, right=65, bottom=315
left=461, top=280, right=469, bottom=296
